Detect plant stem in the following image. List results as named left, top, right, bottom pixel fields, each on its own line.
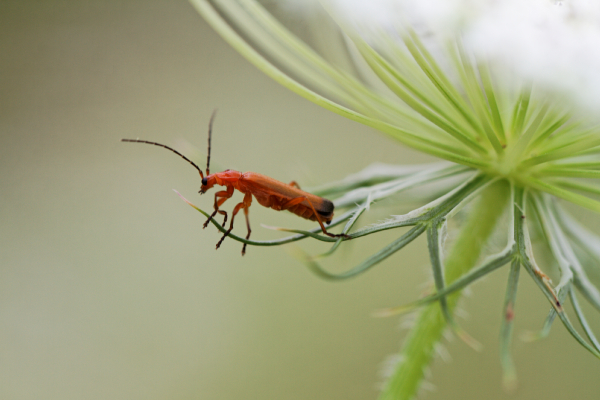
left=379, top=180, right=509, bottom=400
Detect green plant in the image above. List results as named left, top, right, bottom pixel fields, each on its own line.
left=186, top=1, right=600, bottom=399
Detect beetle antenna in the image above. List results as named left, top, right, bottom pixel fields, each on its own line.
left=206, top=109, right=217, bottom=176
left=121, top=139, right=205, bottom=179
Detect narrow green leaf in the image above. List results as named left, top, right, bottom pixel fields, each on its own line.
left=427, top=222, right=452, bottom=324
left=552, top=204, right=600, bottom=312
left=349, top=173, right=490, bottom=238
left=522, top=259, right=600, bottom=358
left=551, top=179, right=600, bottom=197
left=524, top=177, right=600, bottom=213
left=355, top=41, right=487, bottom=154
left=528, top=112, right=571, bottom=150
left=427, top=221, right=483, bottom=350
left=333, top=165, right=474, bottom=209
left=300, top=224, right=426, bottom=281
left=547, top=160, right=600, bottom=169
left=420, top=174, right=493, bottom=220
left=530, top=194, right=573, bottom=289
left=235, top=0, right=419, bottom=123
left=452, top=42, right=503, bottom=153
left=478, top=62, right=506, bottom=143
left=537, top=168, right=600, bottom=179
left=526, top=130, right=600, bottom=166
left=500, top=260, right=520, bottom=391
left=404, top=32, right=490, bottom=149
left=508, top=103, right=549, bottom=163
left=523, top=285, right=570, bottom=342
left=217, top=0, right=355, bottom=106
left=514, top=188, right=561, bottom=311
left=507, top=96, right=521, bottom=142
left=261, top=226, right=342, bottom=242
left=516, top=193, right=600, bottom=358
left=408, top=33, right=484, bottom=137
left=512, top=89, right=531, bottom=140
left=309, top=163, right=437, bottom=197
left=314, top=196, right=371, bottom=258
left=573, top=276, right=600, bottom=314
left=376, top=248, right=515, bottom=316
left=569, top=288, right=600, bottom=352
left=365, top=37, right=485, bottom=146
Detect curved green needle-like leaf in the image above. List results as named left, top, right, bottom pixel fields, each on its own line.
left=300, top=224, right=426, bottom=281
left=375, top=248, right=515, bottom=316
left=499, top=260, right=521, bottom=391
left=569, top=288, right=600, bottom=353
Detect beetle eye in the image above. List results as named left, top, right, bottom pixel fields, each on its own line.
left=202, top=177, right=208, bottom=186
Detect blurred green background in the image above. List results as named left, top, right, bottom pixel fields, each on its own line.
left=1, top=1, right=599, bottom=399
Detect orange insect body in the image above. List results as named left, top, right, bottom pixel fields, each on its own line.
left=123, top=112, right=346, bottom=255
left=203, top=170, right=334, bottom=222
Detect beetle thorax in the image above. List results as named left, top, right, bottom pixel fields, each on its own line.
left=200, top=170, right=243, bottom=193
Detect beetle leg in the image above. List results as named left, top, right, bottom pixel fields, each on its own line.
left=241, top=193, right=253, bottom=255
left=281, top=197, right=351, bottom=240
left=216, top=192, right=252, bottom=252
left=217, top=210, right=228, bottom=227
left=204, top=185, right=234, bottom=229
left=288, top=181, right=301, bottom=189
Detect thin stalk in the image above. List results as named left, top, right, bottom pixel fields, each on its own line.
left=378, top=180, right=509, bottom=400
left=500, top=259, right=521, bottom=391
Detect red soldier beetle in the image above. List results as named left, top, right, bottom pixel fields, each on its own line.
left=122, top=112, right=350, bottom=255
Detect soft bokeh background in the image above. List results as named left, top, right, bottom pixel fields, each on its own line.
left=1, top=1, right=599, bottom=399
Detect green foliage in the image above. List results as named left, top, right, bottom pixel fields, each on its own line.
left=189, top=1, right=600, bottom=398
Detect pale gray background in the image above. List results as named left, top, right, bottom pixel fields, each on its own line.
left=1, top=1, right=599, bottom=399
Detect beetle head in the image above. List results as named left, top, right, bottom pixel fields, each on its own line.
left=199, top=175, right=216, bottom=194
